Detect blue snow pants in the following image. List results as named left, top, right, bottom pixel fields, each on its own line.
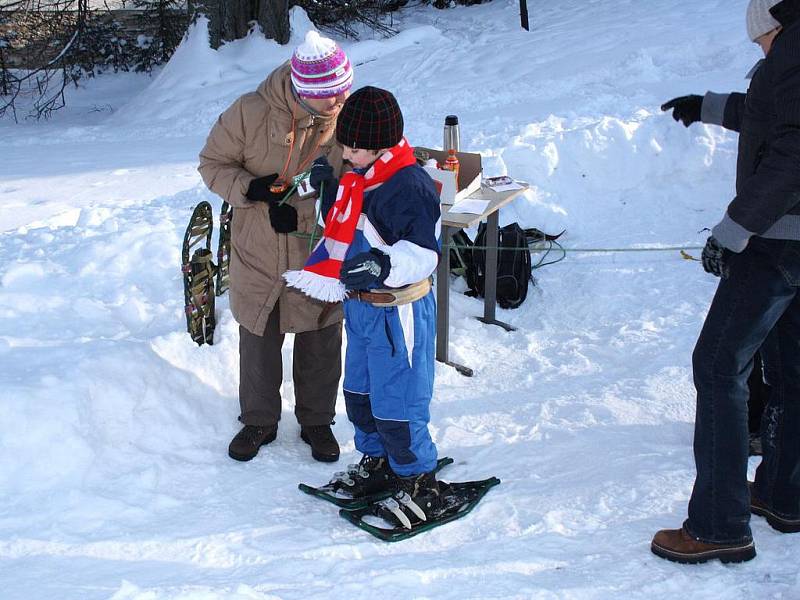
left=342, top=292, right=438, bottom=477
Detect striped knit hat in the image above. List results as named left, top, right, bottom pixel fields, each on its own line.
left=336, top=86, right=404, bottom=150
left=291, top=31, right=353, bottom=99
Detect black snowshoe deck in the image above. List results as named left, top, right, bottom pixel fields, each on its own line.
left=340, top=476, right=500, bottom=542
left=298, top=457, right=454, bottom=510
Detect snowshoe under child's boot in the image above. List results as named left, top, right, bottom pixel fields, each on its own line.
left=375, top=471, right=442, bottom=530
left=298, top=455, right=397, bottom=509
left=182, top=201, right=217, bottom=345
left=299, top=455, right=454, bottom=510
left=339, top=472, right=501, bottom=542
left=337, top=455, right=397, bottom=497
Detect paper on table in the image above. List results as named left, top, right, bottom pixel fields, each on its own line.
left=448, top=198, right=491, bottom=214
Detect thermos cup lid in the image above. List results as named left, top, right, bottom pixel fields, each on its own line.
left=445, top=115, right=459, bottom=126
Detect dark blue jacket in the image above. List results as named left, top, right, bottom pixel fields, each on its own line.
left=701, top=0, right=800, bottom=251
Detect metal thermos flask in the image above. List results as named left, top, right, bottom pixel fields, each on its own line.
left=443, top=115, right=460, bottom=152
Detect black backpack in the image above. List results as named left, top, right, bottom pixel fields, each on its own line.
left=450, top=222, right=533, bottom=309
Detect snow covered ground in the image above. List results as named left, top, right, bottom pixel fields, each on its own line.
left=2, top=1, right=798, bottom=598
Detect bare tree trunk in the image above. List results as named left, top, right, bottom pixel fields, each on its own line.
left=0, top=45, right=9, bottom=96
left=220, top=0, right=250, bottom=42
left=189, top=0, right=290, bottom=48
left=188, top=0, right=222, bottom=48
left=257, top=0, right=289, bottom=45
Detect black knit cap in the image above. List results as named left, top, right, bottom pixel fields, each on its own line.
left=335, top=86, right=404, bottom=150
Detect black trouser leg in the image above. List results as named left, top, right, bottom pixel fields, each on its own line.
left=747, top=351, right=769, bottom=435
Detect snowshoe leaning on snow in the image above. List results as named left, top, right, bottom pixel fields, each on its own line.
left=182, top=200, right=218, bottom=345
left=181, top=200, right=234, bottom=345
left=215, top=200, right=232, bottom=297
left=298, top=455, right=454, bottom=510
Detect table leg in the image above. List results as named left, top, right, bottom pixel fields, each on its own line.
left=436, top=224, right=473, bottom=377
left=477, top=210, right=516, bottom=332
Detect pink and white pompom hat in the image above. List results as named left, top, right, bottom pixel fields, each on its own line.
left=290, top=31, right=354, bottom=99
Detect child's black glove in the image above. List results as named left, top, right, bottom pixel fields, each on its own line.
left=310, top=157, right=339, bottom=220
left=310, top=156, right=335, bottom=191
left=340, top=249, right=391, bottom=289
left=701, top=236, right=729, bottom=279
left=661, top=95, right=703, bottom=127
left=246, top=173, right=284, bottom=205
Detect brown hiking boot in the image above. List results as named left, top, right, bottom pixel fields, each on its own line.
left=228, top=424, right=277, bottom=462
left=300, top=424, right=340, bottom=463
left=651, top=527, right=755, bottom=564
left=750, top=482, right=800, bottom=534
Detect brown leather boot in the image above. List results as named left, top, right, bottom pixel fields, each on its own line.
left=300, top=424, right=340, bottom=463
left=651, top=527, right=755, bottom=564
left=750, top=482, right=800, bottom=533
left=228, top=424, right=277, bottom=462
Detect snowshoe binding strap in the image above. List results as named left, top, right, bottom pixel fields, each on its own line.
left=378, top=496, right=414, bottom=530
left=182, top=201, right=217, bottom=345
left=329, top=463, right=363, bottom=488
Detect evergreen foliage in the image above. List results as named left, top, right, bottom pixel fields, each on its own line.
left=132, top=0, right=186, bottom=72
left=0, top=0, right=492, bottom=118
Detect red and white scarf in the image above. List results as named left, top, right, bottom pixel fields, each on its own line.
left=284, top=137, right=417, bottom=302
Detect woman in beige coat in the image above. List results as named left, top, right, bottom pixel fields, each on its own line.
left=198, top=31, right=352, bottom=463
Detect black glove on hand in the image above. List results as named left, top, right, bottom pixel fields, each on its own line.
left=310, top=156, right=335, bottom=191
left=661, top=95, right=703, bottom=127
left=248, top=173, right=297, bottom=232
left=340, top=249, right=391, bottom=289
left=246, top=173, right=284, bottom=205
left=310, top=157, right=339, bottom=219
left=701, top=236, right=729, bottom=279
left=269, top=203, right=298, bottom=234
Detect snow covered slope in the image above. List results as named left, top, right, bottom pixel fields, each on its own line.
left=2, top=1, right=798, bottom=598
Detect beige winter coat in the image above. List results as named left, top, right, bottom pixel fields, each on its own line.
left=198, top=63, right=345, bottom=336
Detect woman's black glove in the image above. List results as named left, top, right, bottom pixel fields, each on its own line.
left=269, top=203, right=298, bottom=234
left=246, top=173, right=284, bottom=205
left=661, top=95, right=703, bottom=127
left=246, top=173, right=297, bottom=233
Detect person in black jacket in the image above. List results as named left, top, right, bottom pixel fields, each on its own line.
left=660, top=5, right=785, bottom=459
left=652, top=0, right=800, bottom=564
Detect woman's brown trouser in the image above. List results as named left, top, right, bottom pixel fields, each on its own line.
left=238, top=305, right=342, bottom=427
